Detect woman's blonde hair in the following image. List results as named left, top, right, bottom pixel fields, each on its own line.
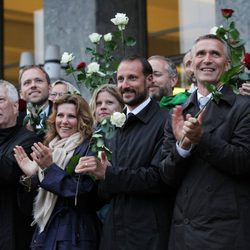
left=44, top=94, right=93, bottom=145
left=90, top=84, right=124, bottom=124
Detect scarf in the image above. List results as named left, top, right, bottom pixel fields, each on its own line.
left=32, top=132, right=81, bottom=232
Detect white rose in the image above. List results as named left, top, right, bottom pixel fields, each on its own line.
left=110, top=112, right=126, bottom=128
left=209, top=26, right=218, bottom=35
left=209, top=25, right=223, bottom=35
left=110, top=13, right=129, bottom=31
left=104, top=33, right=112, bottom=42
left=86, top=62, right=105, bottom=77
left=89, top=33, right=102, bottom=43
left=61, top=52, right=75, bottom=64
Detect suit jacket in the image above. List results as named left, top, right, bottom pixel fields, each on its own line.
left=99, top=100, right=175, bottom=250
left=160, top=86, right=250, bottom=250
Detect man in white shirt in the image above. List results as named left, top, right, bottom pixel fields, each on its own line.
left=75, top=55, right=174, bottom=250
left=160, top=34, right=250, bottom=249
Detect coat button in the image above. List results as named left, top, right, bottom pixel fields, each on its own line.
left=206, top=186, right=213, bottom=192
left=184, top=218, right=190, bottom=224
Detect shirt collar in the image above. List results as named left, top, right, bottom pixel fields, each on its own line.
left=126, top=97, right=151, bottom=116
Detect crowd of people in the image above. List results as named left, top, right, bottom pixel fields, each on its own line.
left=1, top=33, right=250, bottom=250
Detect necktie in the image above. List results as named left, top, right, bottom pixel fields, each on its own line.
left=199, top=96, right=210, bottom=109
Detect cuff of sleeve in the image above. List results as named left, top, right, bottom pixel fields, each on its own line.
left=176, top=142, right=193, bottom=158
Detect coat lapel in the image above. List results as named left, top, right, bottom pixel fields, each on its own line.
left=183, top=86, right=236, bottom=133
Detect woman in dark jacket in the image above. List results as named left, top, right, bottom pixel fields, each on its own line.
left=14, top=94, right=101, bottom=250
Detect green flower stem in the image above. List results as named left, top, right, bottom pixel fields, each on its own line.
left=70, top=63, right=81, bottom=90
left=121, top=30, right=125, bottom=57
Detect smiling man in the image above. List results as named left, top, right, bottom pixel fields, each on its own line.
left=75, top=55, right=174, bottom=250
left=160, top=34, right=250, bottom=249
left=148, top=55, right=178, bottom=101
left=19, top=65, right=53, bottom=137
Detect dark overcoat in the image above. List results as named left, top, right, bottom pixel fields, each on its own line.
left=99, top=100, right=175, bottom=250
left=160, top=86, right=250, bottom=250
left=30, top=141, right=102, bottom=250
left=0, top=125, right=40, bottom=250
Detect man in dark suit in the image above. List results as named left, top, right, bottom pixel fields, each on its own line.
left=76, top=55, right=174, bottom=250
left=160, top=34, right=250, bottom=249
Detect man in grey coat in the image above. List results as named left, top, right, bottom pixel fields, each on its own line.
left=76, top=55, right=174, bottom=250
left=160, top=34, right=250, bottom=249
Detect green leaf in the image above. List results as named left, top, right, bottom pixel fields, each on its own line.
left=65, top=153, right=81, bottom=175
left=220, top=65, right=242, bottom=84
left=125, top=37, right=136, bottom=47
left=85, top=47, right=94, bottom=54
left=205, top=83, right=223, bottom=104
left=22, top=115, right=30, bottom=126
left=77, top=73, right=85, bottom=81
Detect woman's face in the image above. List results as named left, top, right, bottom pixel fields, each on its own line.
left=95, top=91, right=123, bottom=122
left=55, top=103, right=78, bottom=138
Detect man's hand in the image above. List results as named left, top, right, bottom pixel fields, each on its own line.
left=239, top=82, right=250, bottom=96
left=172, top=105, right=204, bottom=149
left=183, top=112, right=204, bottom=145
left=14, top=145, right=38, bottom=176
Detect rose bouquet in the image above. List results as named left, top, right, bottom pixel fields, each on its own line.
left=209, top=8, right=250, bottom=98
left=61, top=13, right=136, bottom=93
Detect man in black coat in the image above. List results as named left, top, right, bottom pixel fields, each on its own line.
left=160, top=34, right=250, bottom=249
left=0, top=80, right=40, bottom=250
left=76, top=56, right=174, bottom=250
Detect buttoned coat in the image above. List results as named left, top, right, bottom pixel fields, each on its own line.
left=99, top=100, right=175, bottom=250
left=30, top=141, right=101, bottom=250
left=0, top=125, right=40, bottom=250
left=160, top=86, right=250, bottom=250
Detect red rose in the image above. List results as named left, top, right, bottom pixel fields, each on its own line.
left=221, top=8, right=234, bottom=18
left=76, top=61, right=86, bottom=70
left=243, top=53, right=250, bottom=70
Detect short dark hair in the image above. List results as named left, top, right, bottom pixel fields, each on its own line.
left=120, top=55, right=153, bottom=77
left=19, top=65, right=51, bottom=85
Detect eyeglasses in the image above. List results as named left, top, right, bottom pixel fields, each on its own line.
left=50, top=92, right=68, bottom=97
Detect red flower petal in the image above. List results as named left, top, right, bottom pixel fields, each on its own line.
left=221, top=8, right=234, bottom=18
left=76, top=61, right=86, bottom=70
left=243, top=53, right=250, bottom=70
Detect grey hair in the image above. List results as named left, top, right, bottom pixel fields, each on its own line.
left=191, top=34, right=230, bottom=59
left=0, top=80, right=19, bottom=102
left=148, top=55, right=178, bottom=79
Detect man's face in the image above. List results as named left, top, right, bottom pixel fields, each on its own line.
left=148, top=59, right=176, bottom=101
left=192, top=39, right=230, bottom=86
left=117, top=60, right=150, bottom=110
left=0, top=86, right=18, bottom=128
left=20, top=68, right=50, bottom=106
